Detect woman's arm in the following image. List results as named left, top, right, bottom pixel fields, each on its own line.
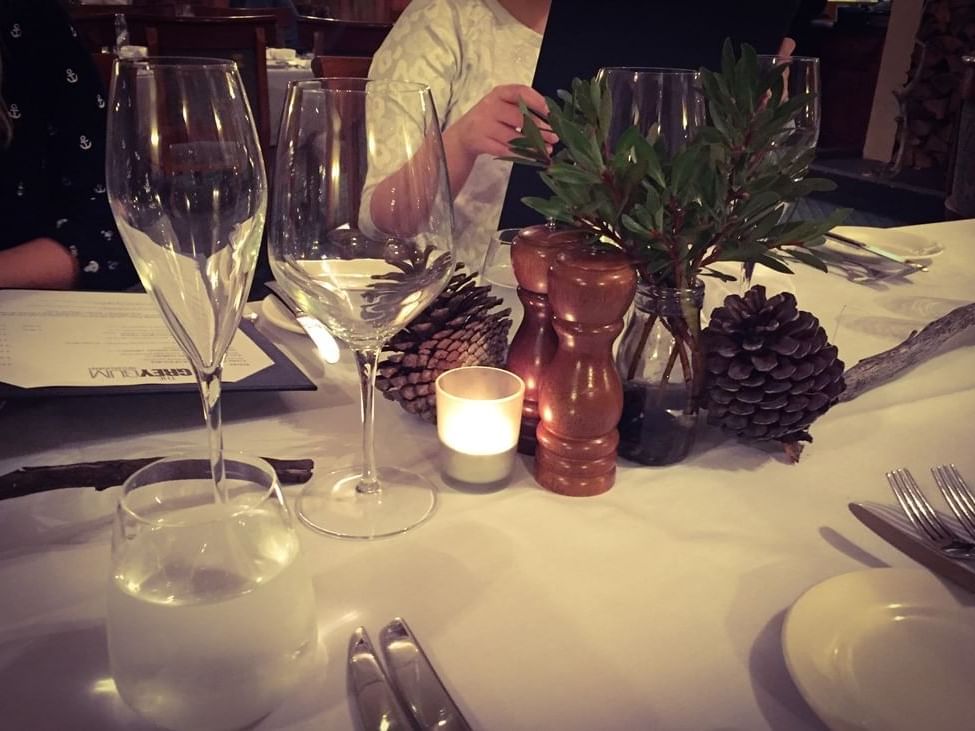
left=369, top=84, right=554, bottom=237
left=0, top=238, right=79, bottom=290
left=29, top=0, right=137, bottom=291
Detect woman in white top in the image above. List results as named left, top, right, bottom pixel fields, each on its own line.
left=368, top=0, right=555, bottom=268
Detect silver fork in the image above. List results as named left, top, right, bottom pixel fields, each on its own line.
left=932, top=464, right=975, bottom=540
left=887, top=468, right=975, bottom=558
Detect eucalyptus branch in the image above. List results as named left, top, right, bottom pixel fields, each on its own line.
left=503, top=39, right=845, bottom=288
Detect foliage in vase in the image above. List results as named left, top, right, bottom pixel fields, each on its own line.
left=504, top=40, right=847, bottom=291
left=505, top=40, right=849, bottom=461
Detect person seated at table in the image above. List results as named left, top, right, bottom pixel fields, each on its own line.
left=368, top=0, right=801, bottom=270
left=498, top=0, right=803, bottom=230
left=367, top=0, right=555, bottom=268
left=230, top=0, right=301, bottom=50
left=0, top=0, right=136, bottom=291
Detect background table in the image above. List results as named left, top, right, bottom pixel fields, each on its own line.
left=267, top=62, right=314, bottom=145
left=1, top=220, right=973, bottom=730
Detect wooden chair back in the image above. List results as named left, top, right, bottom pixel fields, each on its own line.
left=143, top=16, right=274, bottom=155
left=70, top=12, right=160, bottom=52
left=69, top=4, right=176, bottom=18
left=311, top=55, right=371, bottom=78
left=295, top=0, right=407, bottom=22
left=91, top=50, right=116, bottom=93
left=188, top=6, right=295, bottom=48
left=181, top=0, right=231, bottom=7
left=296, top=16, right=391, bottom=57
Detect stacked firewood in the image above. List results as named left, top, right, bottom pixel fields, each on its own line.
left=892, top=0, right=975, bottom=177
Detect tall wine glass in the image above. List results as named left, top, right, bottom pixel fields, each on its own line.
left=595, top=67, right=706, bottom=155
left=106, top=58, right=267, bottom=499
left=270, top=78, right=454, bottom=539
left=742, top=55, right=821, bottom=290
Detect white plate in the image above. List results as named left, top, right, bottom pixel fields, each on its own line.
left=783, top=568, right=975, bottom=731
left=260, top=295, right=303, bottom=334
left=829, top=226, right=944, bottom=258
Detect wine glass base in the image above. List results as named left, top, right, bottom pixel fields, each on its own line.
left=295, top=466, right=438, bottom=540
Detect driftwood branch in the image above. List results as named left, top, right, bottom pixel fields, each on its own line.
left=840, top=301, right=975, bottom=401
left=0, top=457, right=314, bottom=501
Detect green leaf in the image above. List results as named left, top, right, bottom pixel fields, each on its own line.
left=496, top=155, right=548, bottom=168
left=517, top=102, right=549, bottom=153
left=721, top=38, right=736, bottom=81
left=753, top=253, right=795, bottom=274
left=521, top=196, right=573, bottom=224
left=737, top=190, right=782, bottom=221
left=786, top=247, right=829, bottom=273
left=622, top=213, right=652, bottom=237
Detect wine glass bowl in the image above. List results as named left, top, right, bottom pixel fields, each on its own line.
left=106, top=453, right=318, bottom=731
left=481, top=228, right=520, bottom=290
left=741, top=55, right=821, bottom=290
left=595, top=67, right=706, bottom=156
left=759, top=55, right=822, bottom=161
left=270, top=78, right=454, bottom=539
left=105, top=57, right=267, bottom=492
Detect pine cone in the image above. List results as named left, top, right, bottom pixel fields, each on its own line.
left=702, top=285, right=845, bottom=462
left=375, top=264, right=512, bottom=422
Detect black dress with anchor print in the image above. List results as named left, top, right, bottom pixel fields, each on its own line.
left=0, top=0, right=136, bottom=290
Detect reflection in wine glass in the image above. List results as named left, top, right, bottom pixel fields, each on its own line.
left=106, top=57, right=267, bottom=499
left=481, top=228, right=520, bottom=289
left=481, top=228, right=522, bottom=333
left=270, top=78, right=454, bottom=539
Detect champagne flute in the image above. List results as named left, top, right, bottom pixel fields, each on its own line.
left=742, top=55, right=821, bottom=291
left=106, top=57, right=267, bottom=499
left=270, top=78, right=454, bottom=539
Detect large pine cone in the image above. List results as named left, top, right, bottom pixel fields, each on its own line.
left=702, top=285, right=845, bottom=461
left=375, top=264, right=512, bottom=422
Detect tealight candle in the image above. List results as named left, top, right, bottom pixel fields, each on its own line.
left=435, top=367, right=526, bottom=484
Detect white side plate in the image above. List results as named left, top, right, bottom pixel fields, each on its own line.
left=783, top=568, right=975, bottom=731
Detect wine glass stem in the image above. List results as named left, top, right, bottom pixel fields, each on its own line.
left=197, top=367, right=227, bottom=502
left=353, top=348, right=381, bottom=496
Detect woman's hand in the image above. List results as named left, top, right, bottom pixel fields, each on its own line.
left=442, top=84, right=556, bottom=193
left=447, top=84, right=556, bottom=159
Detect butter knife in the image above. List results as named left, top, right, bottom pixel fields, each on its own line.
left=849, top=502, right=975, bottom=593
left=379, top=618, right=472, bottom=731
left=348, top=627, right=418, bottom=731
left=264, top=281, right=341, bottom=363
left=826, top=231, right=929, bottom=272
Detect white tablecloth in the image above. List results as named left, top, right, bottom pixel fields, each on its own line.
left=1, top=220, right=974, bottom=730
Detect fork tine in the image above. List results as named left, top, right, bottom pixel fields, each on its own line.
left=933, top=464, right=975, bottom=539
left=888, top=469, right=938, bottom=541
left=947, top=465, right=975, bottom=524
left=899, top=468, right=952, bottom=539
left=888, top=468, right=946, bottom=541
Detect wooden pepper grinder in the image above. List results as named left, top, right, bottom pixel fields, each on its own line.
left=506, top=223, right=589, bottom=455
left=534, top=247, right=636, bottom=496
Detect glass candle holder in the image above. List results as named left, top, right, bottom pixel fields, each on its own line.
left=435, top=367, right=525, bottom=484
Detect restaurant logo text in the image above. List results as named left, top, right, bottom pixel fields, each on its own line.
left=89, top=367, right=192, bottom=381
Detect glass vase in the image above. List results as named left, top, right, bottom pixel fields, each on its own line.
left=615, top=279, right=705, bottom=466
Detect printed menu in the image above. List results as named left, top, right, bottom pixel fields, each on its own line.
left=0, top=290, right=314, bottom=396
